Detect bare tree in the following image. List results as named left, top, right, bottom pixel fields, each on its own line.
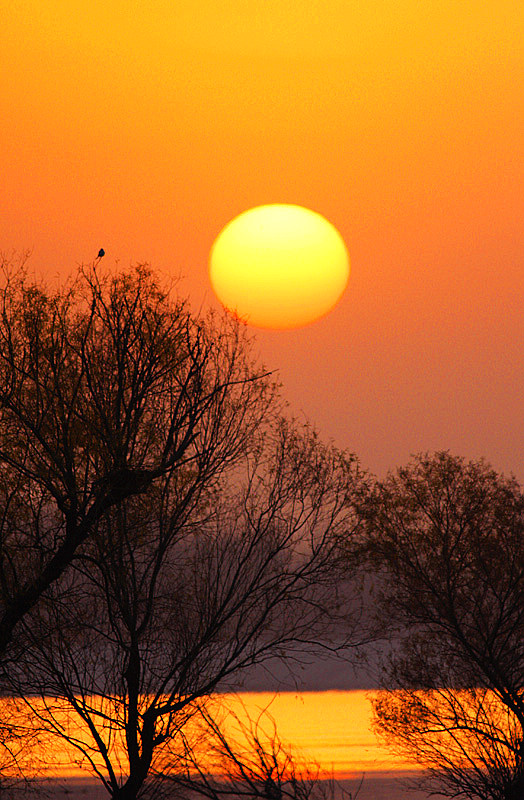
left=0, top=259, right=275, bottom=660
left=7, top=420, right=365, bottom=798
left=0, top=260, right=367, bottom=796
left=0, top=257, right=278, bottom=787
left=362, top=451, right=524, bottom=800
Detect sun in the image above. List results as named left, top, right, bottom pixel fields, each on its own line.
left=209, top=204, right=350, bottom=329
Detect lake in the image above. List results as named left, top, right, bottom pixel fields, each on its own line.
left=13, top=691, right=441, bottom=799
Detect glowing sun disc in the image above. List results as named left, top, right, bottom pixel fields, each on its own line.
left=209, top=204, right=350, bottom=329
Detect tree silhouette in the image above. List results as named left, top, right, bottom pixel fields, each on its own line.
left=0, top=258, right=283, bottom=786
left=0, top=259, right=275, bottom=659
left=0, top=259, right=367, bottom=797
left=363, top=452, right=524, bottom=800
left=7, top=420, right=364, bottom=798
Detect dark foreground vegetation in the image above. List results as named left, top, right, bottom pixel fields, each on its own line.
left=0, top=259, right=366, bottom=798
left=362, top=453, right=524, bottom=800
left=0, top=257, right=523, bottom=800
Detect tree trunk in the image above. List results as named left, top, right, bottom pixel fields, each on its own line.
left=110, top=769, right=151, bottom=800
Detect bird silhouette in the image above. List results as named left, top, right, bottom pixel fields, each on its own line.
left=97, top=248, right=105, bottom=259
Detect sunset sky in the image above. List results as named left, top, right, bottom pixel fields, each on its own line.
left=2, top=0, right=524, bottom=479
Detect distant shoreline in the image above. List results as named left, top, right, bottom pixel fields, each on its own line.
left=16, top=773, right=438, bottom=800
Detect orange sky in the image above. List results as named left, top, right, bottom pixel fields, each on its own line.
left=2, top=0, right=524, bottom=478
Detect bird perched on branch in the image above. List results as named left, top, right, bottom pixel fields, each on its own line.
left=96, top=248, right=105, bottom=259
